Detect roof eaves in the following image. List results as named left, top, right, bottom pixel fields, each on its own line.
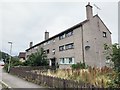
left=26, top=19, right=88, bottom=52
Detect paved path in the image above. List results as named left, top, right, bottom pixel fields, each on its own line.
left=0, top=66, right=48, bottom=89
left=0, top=66, right=2, bottom=89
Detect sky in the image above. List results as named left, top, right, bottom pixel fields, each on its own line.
left=0, top=0, right=119, bottom=56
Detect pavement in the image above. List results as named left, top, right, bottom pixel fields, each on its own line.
left=0, top=66, right=2, bottom=89
left=0, top=66, right=48, bottom=89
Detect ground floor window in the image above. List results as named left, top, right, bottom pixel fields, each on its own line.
left=60, top=58, right=65, bottom=64
left=59, top=57, right=74, bottom=64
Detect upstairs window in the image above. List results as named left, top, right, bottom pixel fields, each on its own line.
left=46, top=49, right=49, bottom=54
left=43, top=50, right=46, bottom=54
left=59, top=34, right=65, bottom=40
left=103, top=32, right=107, bottom=37
left=59, top=31, right=73, bottom=40
left=59, top=45, right=65, bottom=51
left=43, top=43, right=47, bottom=46
left=65, top=43, right=74, bottom=50
left=65, top=31, right=73, bottom=37
left=52, top=49, right=55, bottom=55
left=47, top=41, right=50, bottom=44
left=44, top=50, right=49, bottom=54
left=53, top=39, right=55, bottom=42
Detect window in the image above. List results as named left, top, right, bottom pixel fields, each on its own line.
left=44, top=49, right=49, bottom=54
left=52, top=49, right=55, bottom=55
left=59, top=31, right=73, bottom=40
left=60, top=58, right=65, bottom=64
left=43, top=51, right=46, bottom=54
left=59, top=45, right=65, bottom=51
left=68, top=57, right=74, bottom=64
left=47, top=41, right=50, bottom=44
left=59, top=57, right=74, bottom=64
left=65, top=43, right=74, bottom=50
left=59, top=34, right=65, bottom=40
left=65, top=31, right=73, bottom=37
left=46, top=49, right=49, bottom=54
left=103, top=32, right=107, bottom=37
left=69, top=58, right=72, bottom=63
left=44, top=43, right=47, bottom=46
left=53, top=39, right=55, bottom=42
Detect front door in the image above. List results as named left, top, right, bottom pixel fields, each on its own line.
left=51, top=58, right=56, bottom=67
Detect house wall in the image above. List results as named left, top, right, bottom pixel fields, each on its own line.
left=41, top=27, right=83, bottom=69
left=83, top=16, right=111, bottom=67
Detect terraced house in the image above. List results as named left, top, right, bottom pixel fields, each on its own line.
left=26, top=3, right=112, bottom=69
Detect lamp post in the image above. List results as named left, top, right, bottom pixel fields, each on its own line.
left=8, top=42, right=12, bottom=73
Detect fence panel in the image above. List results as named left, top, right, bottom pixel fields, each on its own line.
left=9, top=67, right=107, bottom=89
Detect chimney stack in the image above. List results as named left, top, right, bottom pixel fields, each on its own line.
left=29, top=42, right=33, bottom=48
left=86, top=2, right=93, bottom=20
left=45, top=31, right=49, bottom=40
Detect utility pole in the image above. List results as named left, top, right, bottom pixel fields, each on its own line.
left=8, top=42, right=12, bottom=73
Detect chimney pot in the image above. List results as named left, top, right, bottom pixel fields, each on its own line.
left=45, top=31, right=49, bottom=40
left=29, top=42, right=33, bottom=48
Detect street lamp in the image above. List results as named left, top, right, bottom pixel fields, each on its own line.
left=8, top=42, right=12, bottom=73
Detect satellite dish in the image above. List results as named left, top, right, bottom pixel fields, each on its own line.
left=85, top=46, right=90, bottom=50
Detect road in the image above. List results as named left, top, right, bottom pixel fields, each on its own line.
left=0, top=66, right=48, bottom=89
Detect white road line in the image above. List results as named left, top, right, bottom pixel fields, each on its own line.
left=0, top=80, right=12, bottom=89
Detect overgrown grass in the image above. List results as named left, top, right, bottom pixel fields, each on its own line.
left=32, top=66, right=116, bottom=88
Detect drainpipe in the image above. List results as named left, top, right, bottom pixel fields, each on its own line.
left=81, top=24, right=85, bottom=64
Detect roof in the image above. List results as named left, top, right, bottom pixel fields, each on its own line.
left=26, top=19, right=88, bottom=51
left=26, top=14, right=112, bottom=52
left=19, top=52, right=26, bottom=58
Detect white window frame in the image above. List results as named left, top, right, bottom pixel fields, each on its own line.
left=59, top=57, right=74, bottom=64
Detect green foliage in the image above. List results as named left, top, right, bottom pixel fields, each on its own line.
left=0, top=51, right=9, bottom=63
left=11, top=57, right=22, bottom=66
left=23, top=48, right=48, bottom=66
left=3, top=63, right=9, bottom=72
left=71, top=62, right=87, bottom=69
left=3, top=56, right=22, bottom=72
left=104, top=43, right=120, bottom=87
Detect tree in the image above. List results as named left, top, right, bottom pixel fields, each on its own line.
left=4, top=56, right=22, bottom=72
left=0, top=51, right=9, bottom=63
left=104, top=43, right=120, bottom=87
left=23, top=48, right=48, bottom=66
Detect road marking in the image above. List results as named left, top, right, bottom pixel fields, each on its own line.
left=0, top=80, right=12, bottom=89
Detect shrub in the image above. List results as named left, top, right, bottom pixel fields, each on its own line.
left=23, top=48, right=48, bottom=66
left=71, top=62, right=87, bottom=69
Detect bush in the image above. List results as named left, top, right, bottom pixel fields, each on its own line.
left=3, top=63, right=9, bottom=72
left=71, top=62, right=87, bottom=69
left=3, top=57, right=22, bottom=72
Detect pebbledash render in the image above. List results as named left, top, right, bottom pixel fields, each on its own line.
left=26, top=3, right=112, bottom=69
